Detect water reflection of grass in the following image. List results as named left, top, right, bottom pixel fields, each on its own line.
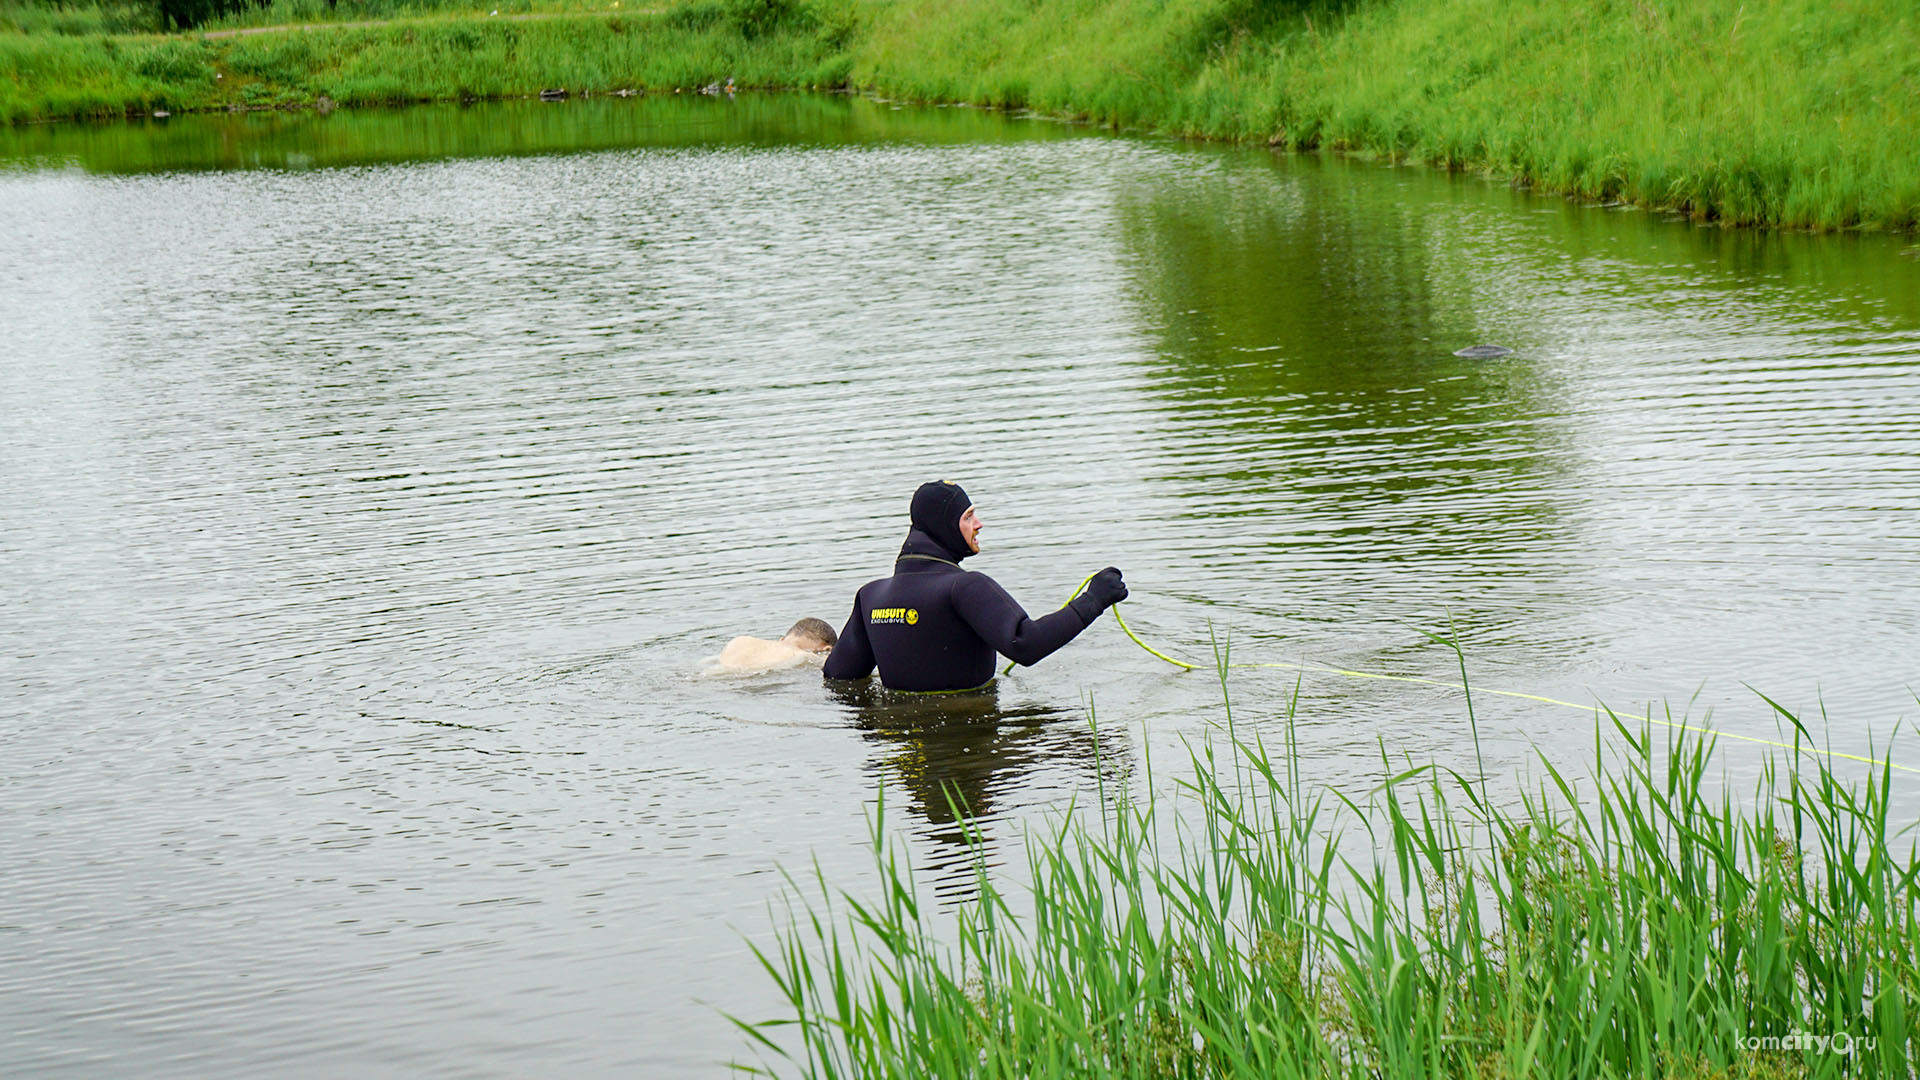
left=0, top=92, right=1080, bottom=173
left=737, top=684, right=1920, bottom=1077
left=1108, top=160, right=1582, bottom=604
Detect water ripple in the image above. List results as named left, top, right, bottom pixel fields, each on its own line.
left=4, top=99, right=1920, bottom=1078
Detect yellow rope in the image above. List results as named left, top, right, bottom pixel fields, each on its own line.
left=1043, top=591, right=1913, bottom=775
left=1113, top=604, right=1198, bottom=670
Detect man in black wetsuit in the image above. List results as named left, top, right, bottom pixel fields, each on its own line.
left=823, top=481, right=1128, bottom=692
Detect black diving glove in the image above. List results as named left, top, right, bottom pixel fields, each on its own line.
left=1068, top=567, right=1128, bottom=623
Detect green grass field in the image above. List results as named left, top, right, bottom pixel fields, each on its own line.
left=0, top=5, right=846, bottom=120
left=3, top=0, right=1915, bottom=227
left=835, top=0, right=1920, bottom=229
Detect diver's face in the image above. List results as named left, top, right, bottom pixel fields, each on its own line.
left=958, top=505, right=983, bottom=553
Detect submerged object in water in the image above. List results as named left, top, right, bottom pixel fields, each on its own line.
left=1454, top=344, right=1513, bottom=359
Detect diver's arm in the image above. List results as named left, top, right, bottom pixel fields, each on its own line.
left=822, top=598, right=875, bottom=680
left=952, top=573, right=1096, bottom=667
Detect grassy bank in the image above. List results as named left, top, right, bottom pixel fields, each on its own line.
left=0, top=6, right=848, bottom=120
left=845, top=0, right=1920, bottom=230
left=738, top=697, right=1920, bottom=1077
left=3, top=0, right=1916, bottom=229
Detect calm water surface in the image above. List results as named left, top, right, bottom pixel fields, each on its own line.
left=4, top=95, right=1919, bottom=1077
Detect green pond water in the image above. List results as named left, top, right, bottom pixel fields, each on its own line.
left=3, top=93, right=1919, bottom=1077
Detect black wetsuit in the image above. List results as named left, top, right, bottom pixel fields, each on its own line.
left=822, top=530, right=1105, bottom=692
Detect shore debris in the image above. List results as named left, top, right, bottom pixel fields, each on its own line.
left=1453, top=344, right=1513, bottom=359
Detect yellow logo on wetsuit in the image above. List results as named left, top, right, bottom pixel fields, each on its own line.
left=870, top=607, right=920, bottom=626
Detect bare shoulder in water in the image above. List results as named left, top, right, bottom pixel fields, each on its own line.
left=700, top=617, right=839, bottom=676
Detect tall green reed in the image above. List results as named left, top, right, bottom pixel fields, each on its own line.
left=735, top=682, right=1919, bottom=1078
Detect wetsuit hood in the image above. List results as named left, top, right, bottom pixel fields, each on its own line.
left=898, top=527, right=968, bottom=565
left=902, top=480, right=974, bottom=564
